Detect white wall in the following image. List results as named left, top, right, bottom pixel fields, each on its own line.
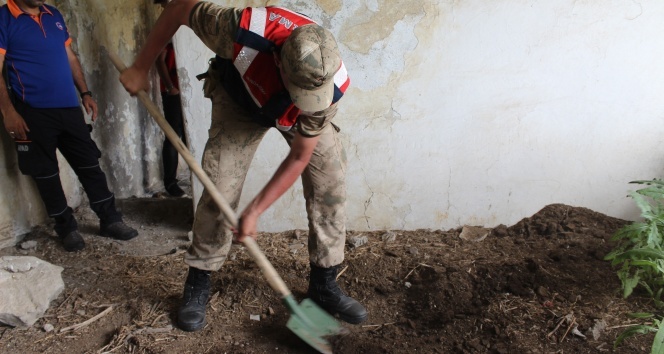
left=176, top=0, right=664, bottom=232
left=1, top=0, right=662, bottom=245
left=0, top=0, right=164, bottom=245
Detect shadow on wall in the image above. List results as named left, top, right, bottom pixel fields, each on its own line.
left=55, top=0, right=177, bottom=197
left=0, top=2, right=42, bottom=248
left=0, top=126, right=48, bottom=248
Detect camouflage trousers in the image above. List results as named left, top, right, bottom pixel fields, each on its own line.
left=184, top=88, right=348, bottom=271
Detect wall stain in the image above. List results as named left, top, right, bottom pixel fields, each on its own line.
left=341, top=0, right=423, bottom=54
left=318, top=0, right=342, bottom=16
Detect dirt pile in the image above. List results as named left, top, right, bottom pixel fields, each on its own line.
left=0, top=201, right=654, bottom=353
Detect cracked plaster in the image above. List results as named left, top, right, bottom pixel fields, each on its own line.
left=2, top=1, right=664, bottom=246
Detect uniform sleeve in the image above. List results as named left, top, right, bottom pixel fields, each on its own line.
left=189, top=2, right=242, bottom=59
left=297, top=103, right=338, bottom=137
left=52, top=7, right=71, bottom=46
left=62, top=19, right=71, bottom=46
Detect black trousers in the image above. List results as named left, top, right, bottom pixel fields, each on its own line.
left=161, top=92, right=186, bottom=188
left=13, top=99, right=122, bottom=237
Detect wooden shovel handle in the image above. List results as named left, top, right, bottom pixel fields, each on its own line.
left=108, top=52, right=292, bottom=297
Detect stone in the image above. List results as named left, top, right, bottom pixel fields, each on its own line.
left=288, top=243, right=305, bottom=251
left=459, top=226, right=490, bottom=242
left=43, top=323, right=54, bottom=332
left=348, top=235, right=368, bottom=249
left=381, top=231, right=397, bottom=242
left=289, top=242, right=305, bottom=255
left=589, top=319, right=607, bottom=340
left=0, top=256, right=64, bottom=327
left=491, top=224, right=509, bottom=238
left=20, top=241, right=37, bottom=250
left=291, top=230, right=303, bottom=240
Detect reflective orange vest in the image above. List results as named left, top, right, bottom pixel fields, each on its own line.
left=231, top=7, right=350, bottom=131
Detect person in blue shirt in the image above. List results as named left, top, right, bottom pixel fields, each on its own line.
left=0, top=0, right=138, bottom=251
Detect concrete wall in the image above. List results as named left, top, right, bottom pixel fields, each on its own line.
left=2, top=0, right=663, bottom=245
left=0, top=0, right=165, bottom=245
left=178, top=0, right=664, bottom=232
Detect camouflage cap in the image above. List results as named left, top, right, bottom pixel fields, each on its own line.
left=281, top=24, right=341, bottom=112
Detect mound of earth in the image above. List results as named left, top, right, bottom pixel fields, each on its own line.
left=0, top=201, right=655, bottom=353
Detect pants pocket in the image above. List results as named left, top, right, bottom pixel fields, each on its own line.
left=16, top=141, right=48, bottom=176
left=90, top=138, right=102, bottom=159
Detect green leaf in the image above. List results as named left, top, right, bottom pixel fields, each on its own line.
left=637, top=186, right=664, bottom=202
left=630, top=313, right=656, bottom=319
left=641, top=281, right=656, bottom=297
left=613, top=222, right=650, bottom=245
left=615, top=325, right=654, bottom=348
left=605, top=250, right=619, bottom=261
left=649, top=224, right=664, bottom=249
left=631, top=260, right=660, bottom=269
left=621, top=273, right=640, bottom=298
left=652, top=321, right=664, bottom=354
left=630, top=179, right=664, bottom=186
left=613, top=249, right=664, bottom=263
left=632, top=192, right=654, bottom=216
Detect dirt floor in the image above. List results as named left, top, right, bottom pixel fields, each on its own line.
left=0, top=195, right=658, bottom=353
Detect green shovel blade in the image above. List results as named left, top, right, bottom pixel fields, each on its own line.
left=283, top=296, right=342, bottom=354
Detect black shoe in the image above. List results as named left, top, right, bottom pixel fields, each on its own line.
left=178, top=267, right=211, bottom=332
left=166, top=182, right=185, bottom=197
left=307, top=263, right=368, bottom=324
left=61, top=230, right=85, bottom=252
left=100, top=221, right=138, bottom=240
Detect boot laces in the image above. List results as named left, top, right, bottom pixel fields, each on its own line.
left=184, top=270, right=210, bottom=303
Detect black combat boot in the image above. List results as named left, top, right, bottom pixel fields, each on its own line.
left=307, top=263, right=368, bottom=324
left=100, top=221, right=138, bottom=240
left=177, top=267, right=211, bottom=332
left=60, top=230, right=85, bottom=252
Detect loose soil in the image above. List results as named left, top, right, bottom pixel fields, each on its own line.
left=0, top=197, right=658, bottom=353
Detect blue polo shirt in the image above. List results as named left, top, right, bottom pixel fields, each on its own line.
left=0, top=0, right=79, bottom=108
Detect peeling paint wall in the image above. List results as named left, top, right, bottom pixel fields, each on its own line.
left=0, top=0, right=164, bottom=245
left=53, top=0, right=166, bottom=197
left=178, top=0, right=664, bottom=232
left=0, top=127, right=47, bottom=248
left=2, top=0, right=664, bottom=245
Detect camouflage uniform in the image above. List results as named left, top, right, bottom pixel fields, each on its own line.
left=185, top=2, right=348, bottom=271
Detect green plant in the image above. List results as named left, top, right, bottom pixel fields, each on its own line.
left=605, top=179, right=664, bottom=353
left=613, top=313, right=664, bottom=353
left=605, top=179, right=664, bottom=304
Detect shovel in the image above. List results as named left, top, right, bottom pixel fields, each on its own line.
left=109, top=52, right=342, bottom=354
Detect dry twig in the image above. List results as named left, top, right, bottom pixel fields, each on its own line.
left=60, top=305, right=114, bottom=333
left=57, top=288, right=78, bottom=310
left=336, top=265, right=349, bottom=280
left=33, top=334, right=54, bottom=344
left=606, top=322, right=649, bottom=330
left=403, top=263, right=432, bottom=280
left=547, top=316, right=567, bottom=339
left=150, top=313, right=168, bottom=327
left=362, top=322, right=395, bottom=328
left=560, top=317, right=576, bottom=343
